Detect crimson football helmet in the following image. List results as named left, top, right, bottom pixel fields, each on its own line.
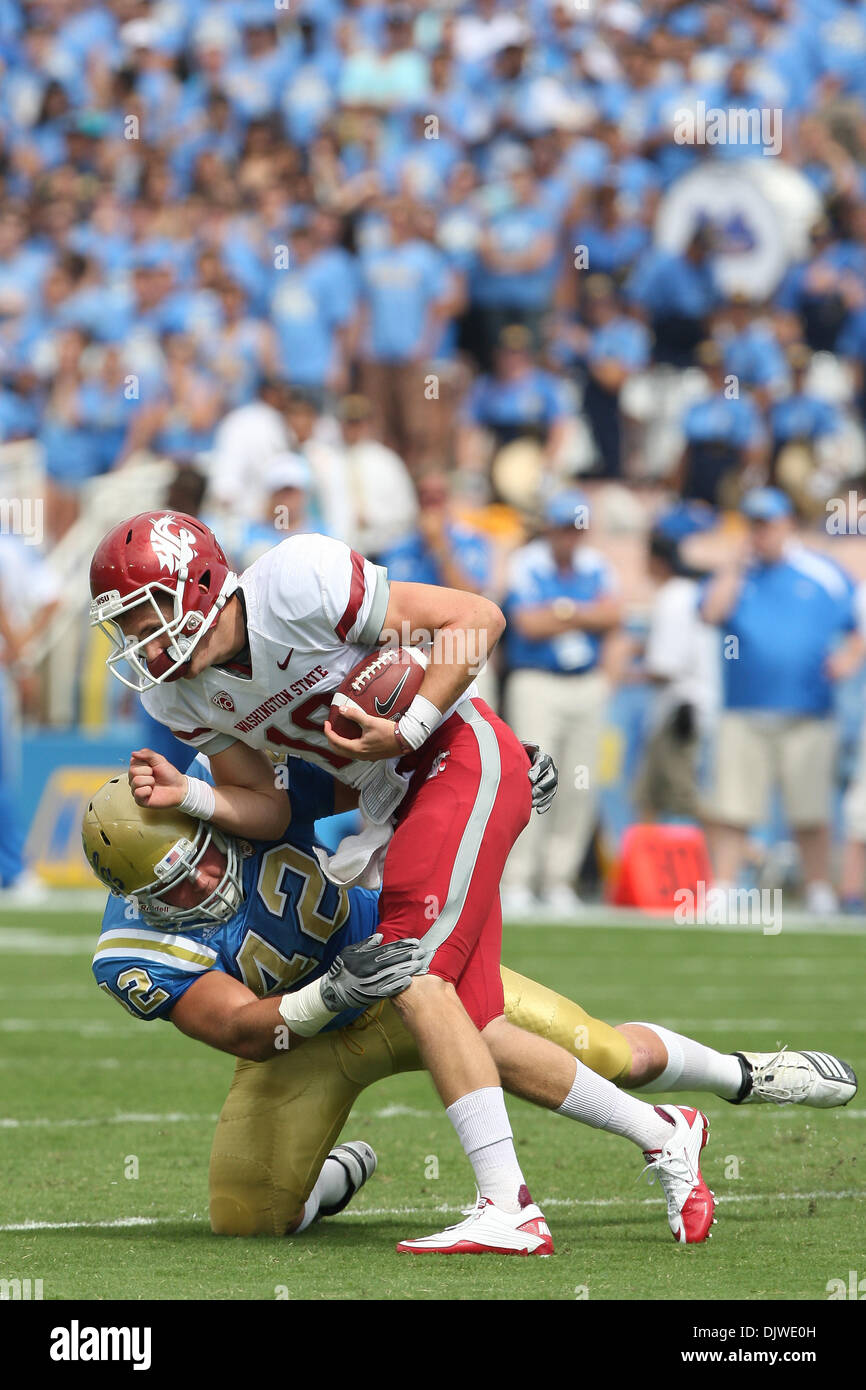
left=89, top=511, right=238, bottom=692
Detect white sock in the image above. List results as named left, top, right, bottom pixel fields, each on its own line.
left=628, top=1022, right=743, bottom=1101
left=557, top=1058, right=673, bottom=1152
left=446, top=1086, right=528, bottom=1213
left=294, top=1155, right=351, bottom=1232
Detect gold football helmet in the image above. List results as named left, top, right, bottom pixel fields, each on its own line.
left=82, top=776, right=243, bottom=928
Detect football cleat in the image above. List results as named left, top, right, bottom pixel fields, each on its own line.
left=641, top=1104, right=715, bottom=1244
left=396, top=1189, right=554, bottom=1256
left=731, top=1048, right=857, bottom=1108
left=318, top=1141, right=377, bottom=1218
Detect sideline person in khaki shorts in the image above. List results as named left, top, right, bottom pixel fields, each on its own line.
left=700, top=488, right=863, bottom=914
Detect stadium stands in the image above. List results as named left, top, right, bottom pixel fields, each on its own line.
left=1, top=0, right=866, bottom=906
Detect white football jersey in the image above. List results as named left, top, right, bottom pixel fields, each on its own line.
left=142, top=534, right=394, bottom=788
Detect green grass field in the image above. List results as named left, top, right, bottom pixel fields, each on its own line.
left=1, top=906, right=864, bottom=1302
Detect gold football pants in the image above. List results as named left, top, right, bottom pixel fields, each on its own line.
left=209, top=965, right=632, bottom=1236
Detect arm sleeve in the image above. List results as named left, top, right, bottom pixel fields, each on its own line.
left=92, top=947, right=219, bottom=1021
left=140, top=687, right=237, bottom=757
left=92, top=899, right=223, bottom=1021
left=169, top=728, right=237, bottom=755
left=266, top=533, right=390, bottom=650
left=317, top=538, right=390, bottom=646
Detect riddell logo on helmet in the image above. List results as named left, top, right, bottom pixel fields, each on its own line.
left=150, top=514, right=197, bottom=575
left=211, top=690, right=235, bottom=713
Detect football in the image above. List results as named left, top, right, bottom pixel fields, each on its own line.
left=329, top=646, right=427, bottom=739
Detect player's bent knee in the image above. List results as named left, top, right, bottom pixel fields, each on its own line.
left=209, top=1151, right=303, bottom=1237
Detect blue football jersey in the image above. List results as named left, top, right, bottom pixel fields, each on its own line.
left=92, top=759, right=378, bottom=1026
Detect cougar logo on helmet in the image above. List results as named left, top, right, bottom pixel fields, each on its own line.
left=150, top=514, right=197, bottom=575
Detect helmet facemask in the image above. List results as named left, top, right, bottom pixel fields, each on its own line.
left=90, top=571, right=231, bottom=694
left=124, top=820, right=244, bottom=929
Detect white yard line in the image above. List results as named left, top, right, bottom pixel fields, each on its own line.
left=0, top=1019, right=139, bottom=1036
left=0, top=891, right=107, bottom=913
left=502, top=910, right=866, bottom=936
left=4, top=901, right=866, bottom=935
left=0, top=931, right=97, bottom=954
left=366, top=1104, right=442, bottom=1120
left=362, top=1190, right=866, bottom=1214
left=2, top=1105, right=864, bottom=1132
left=0, top=1217, right=169, bottom=1231
left=0, top=1057, right=121, bottom=1069
left=2, top=1188, right=864, bottom=1234
left=0, top=1112, right=219, bottom=1129
left=2, top=1016, right=862, bottom=1043
left=628, top=1019, right=866, bottom=1032
left=0, top=986, right=95, bottom=999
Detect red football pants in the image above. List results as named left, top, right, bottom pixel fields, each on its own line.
left=377, top=698, right=532, bottom=1028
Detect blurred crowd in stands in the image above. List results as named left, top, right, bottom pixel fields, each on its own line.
left=2, top=0, right=866, bottom=907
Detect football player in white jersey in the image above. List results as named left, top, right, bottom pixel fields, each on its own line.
left=91, top=510, right=723, bottom=1251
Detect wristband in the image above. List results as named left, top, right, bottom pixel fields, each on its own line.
left=278, top=978, right=339, bottom=1038
left=395, top=694, right=443, bottom=751
left=178, top=776, right=216, bottom=821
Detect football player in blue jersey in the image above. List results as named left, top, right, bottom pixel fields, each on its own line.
left=83, top=755, right=857, bottom=1242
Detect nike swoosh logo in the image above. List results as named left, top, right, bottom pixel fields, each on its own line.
left=277, top=648, right=294, bottom=671
left=375, top=668, right=410, bottom=717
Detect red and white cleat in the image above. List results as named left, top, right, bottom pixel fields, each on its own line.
left=641, top=1104, right=716, bottom=1244
left=396, top=1189, right=554, bottom=1256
